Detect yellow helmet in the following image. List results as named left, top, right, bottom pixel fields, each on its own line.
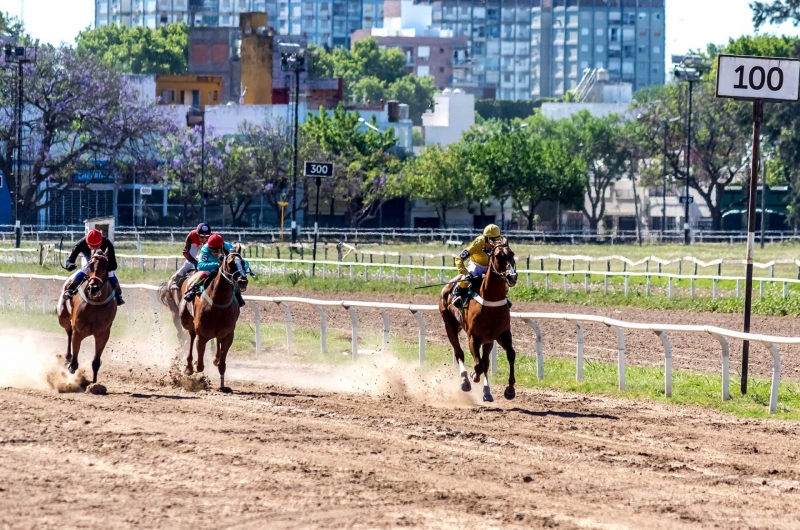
left=483, top=224, right=501, bottom=239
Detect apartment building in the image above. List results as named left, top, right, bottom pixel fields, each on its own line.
left=95, top=0, right=383, bottom=48
left=417, top=0, right=665, bottom=100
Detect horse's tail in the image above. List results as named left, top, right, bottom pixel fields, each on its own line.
left=157, top=281, right=174, bottom=309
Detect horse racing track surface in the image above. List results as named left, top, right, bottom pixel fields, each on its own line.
left=3, top=366, right=800, bottom=529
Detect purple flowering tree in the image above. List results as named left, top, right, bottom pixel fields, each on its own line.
left=158, top=124, right=227, bottom=224
left=0, top=46, right=170, bottom=223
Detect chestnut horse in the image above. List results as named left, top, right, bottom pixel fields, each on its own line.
left=439, top=240, right=518, bottom=402
left=179, top=244, right=248, bottom=392
left=57, top=250, right=118, bottom=384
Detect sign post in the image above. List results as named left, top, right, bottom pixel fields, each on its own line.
left=303, top=161, right=334, bottom=275
left=277, top=201, right=289, bottom=242
left=716, top=54, right=800, bottom=394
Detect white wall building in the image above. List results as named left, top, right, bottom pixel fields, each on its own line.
left=421, top=88, right=475, bottom=148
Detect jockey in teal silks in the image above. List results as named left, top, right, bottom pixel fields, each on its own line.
left=182, top=234, right=249, bottom=307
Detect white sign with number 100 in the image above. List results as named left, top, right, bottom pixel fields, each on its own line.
left=716, top=54, right=800, bottom=101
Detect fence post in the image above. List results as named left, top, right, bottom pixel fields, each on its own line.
left=252, top=303, right=262, bottom=356
left=563, top=274, right=568, bottom=294
left=668, top=277, right=673, bottom=298
left=412, top=310, right=426, bottom=365
left=712, top=279, right=718, bottom=300
left=347, top=306, right=358, bottom=360
left=380, top=309, right=390, bottom=354
left=526, top=319, right=544, bottom=381
left=316, top=305, right=327, bottom=354
left=765, top=342, right=781, bottom=414
left=608, top=325, right=626, bottom=391
left=278, top=302, right=292, bottom=354
left=709, top=333, right=730, bottom=401
left=624, top=276, right=629, bottom=296
left=545, top=274, right=550, bottom=291
left=584, top=273, right=589, bottom=293
left=655, top=331, right=672, bottom=398
left=646, top=275, right=651, bottom=297
left=571, top=320, right=584, bottom=381
left=604, top=275, right=609, bottom=295
left=783, top=282, right=788, bottom=299
left=736, top=279, right=741, bottom=298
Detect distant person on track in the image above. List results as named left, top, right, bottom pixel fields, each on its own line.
left=168, top=223, right=213, bottom=291
left=63, top=228, right=125, bottom=306
left=183, top=234, right=248, bottom=308
left=451, top=224, right=509, bottom=309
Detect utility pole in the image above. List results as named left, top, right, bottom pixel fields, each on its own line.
left=279, top=42, right=306, bottom=244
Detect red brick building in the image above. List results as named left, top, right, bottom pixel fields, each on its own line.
left=351, top=31, right=469, bottom=91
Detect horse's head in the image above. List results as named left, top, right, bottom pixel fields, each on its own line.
left=87, top=249, right=109, bottom=296
left=490, top=238, right=517, bottom=287
left=224, top=243, right=249, bottom=294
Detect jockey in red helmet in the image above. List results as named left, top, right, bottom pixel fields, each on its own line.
left=182, top=233, right=248, bottom=308
left=62, top=228, right=124, bottom=305
left=168, top=222, right=212, bottom=290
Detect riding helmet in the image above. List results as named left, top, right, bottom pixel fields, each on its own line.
left=196, top=223, right=212, bottom=236
left=86, top=229, right=103, bottom=247
left=483, top=224, right=501, bottom=239
left=207, top=234, right=224, bottom=249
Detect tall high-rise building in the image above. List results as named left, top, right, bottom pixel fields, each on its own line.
left=94, top=0, right=383, bottom=48
left=420, top=0, right=665, bottom=100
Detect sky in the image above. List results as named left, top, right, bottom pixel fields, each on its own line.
left=2, top=0, right=800, bottom=63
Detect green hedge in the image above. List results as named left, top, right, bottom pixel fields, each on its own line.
left=474, top=98, right=558, bottom=121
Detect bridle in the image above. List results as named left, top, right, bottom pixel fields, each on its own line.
left=87, top=250, right=109, bottom=291
left=488, top=240, right=517, bottom=286
left=216, top=250, right=247, bottom=287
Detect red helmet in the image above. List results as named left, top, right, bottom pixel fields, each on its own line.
left=207, top=234, right=224, bottom=249
left=86, top=229, right=103, bottom=247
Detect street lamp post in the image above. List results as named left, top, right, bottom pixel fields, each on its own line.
left=674, top=55, right=706, bottom=245
left=186, top=105, right=223, bottom=223
left=280, top=42, right=306, bottom=244
left=4, top=43, right=33, bottom=248
left=661, top=116, right=680, bottom=240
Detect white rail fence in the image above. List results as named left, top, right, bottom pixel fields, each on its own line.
left=4, top=247, right=800, bottom=299
left=0, top=272, right=796, bottom=414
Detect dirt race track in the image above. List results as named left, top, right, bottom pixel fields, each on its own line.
left=3, top=287, right=800, bottom=528
left=3, top=363, right=800, bottom=529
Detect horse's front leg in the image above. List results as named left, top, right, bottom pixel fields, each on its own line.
left=216, top=333, right=234, bottom=393
left=184, top=331, right=196, bottom=375
left=91, top=329, right=111, bottom=384
left=195, top=336, right=208, bottom=373
left=480, top=342, right=493, bottom=403
left=468, top=335, right=483, bottom=384
left=68, top=332, right=84, bottom=375
left=498, top=330, right=516, bottom=400
left=65, top=329, right=73, bottom=365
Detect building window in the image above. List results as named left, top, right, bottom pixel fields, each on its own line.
left=595, top=28, right=603, bottom=36
left=595, top=61, right=604, bottom=69
left=653, top=45, right=661, bottom=54
left=653, top=31, right=662, bottom=37
left=580, top=60, right=588, bottom=69
left=417, top=65, right=430, bottom=76
left=655, top=13, right=662, bottom=20
left=639, top=12, right=647, bottom=19
left=439, top=66, right=444, bottom=73
left=595, top=45, right=603, bottom=53
left=418, top=46, right=430, bottom=59
left=580, top=44, right=588, bottom=52
left=160, top=89, right=175, bottom=103
left=581, top=27, right=588, bottom=36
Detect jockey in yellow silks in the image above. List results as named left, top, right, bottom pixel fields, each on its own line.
left=451, top=224, right=506, bottom=309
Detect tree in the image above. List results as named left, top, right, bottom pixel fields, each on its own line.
left=0, top=46, right=169, bottom=224
left=309, top=38, right=435, bottom=124
left=302, top=104, right=402, bottom=227
left=631, top=83, right=751, bottom=230
left=752, top=0, right=800, bottom=29
left=76, top=23, right=188, bottom=75
left=159, top=124, right=227, bottom=223
left=401, top=143, right=472, bottom=228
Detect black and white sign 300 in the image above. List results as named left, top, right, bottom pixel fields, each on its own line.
left=716, top=55, right=800, bottom=101
left=303, top=161, right=334, bottom=178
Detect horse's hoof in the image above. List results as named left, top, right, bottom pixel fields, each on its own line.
left=219, top=386, right=232, bottom=394
left=196, top=364, right=204, bottom=373
left=460, top=377, right=472, bottom=392
left=471, top=371, right=481, bottom=384
left=504, top=387, right=516, bottom=400
left=483, top=393, right=494, bottom=403
left=213, top=358, right=220, bottom=367
left=67, top=364, right=77, bottom=375
left=184, top=366, right=194, bottom=376
left=64, top=354, right=72, bottom=364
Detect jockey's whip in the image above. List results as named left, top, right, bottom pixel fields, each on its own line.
left=58, top=237, right=70, bottom=271
left=414, top=279, right=461, bottom=289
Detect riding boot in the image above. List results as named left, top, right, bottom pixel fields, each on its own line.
left=235, top=290, right=246, bottom=307
left=169, top=271, right=183, bottom=290
left=507, top=300, right=512, bottom=309
left=64, top=272, right=87, bottom=297
left=451, top=285, right=466, bottom=309
left=184, top=284, right=198, bottom=302
left=114, top=284, right=125, bottom=306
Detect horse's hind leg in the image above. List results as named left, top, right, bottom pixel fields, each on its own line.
left=480, top=342, right=493, bottom=403
left=468, top=336, right=483, bottom=384
left=91, top=329, right=111, bottom=384
left=442, top=312, right=470, bottom=392
left=184, top=332, right=196, bottom=375
left=215, top=333, right=234, bottom=393
left=498, top=330, right=516, bottom=400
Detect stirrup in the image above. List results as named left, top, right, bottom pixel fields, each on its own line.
left=452, top=296, right=464, bottom=309
left=115, top=294, right=126, bottom=306
left=235, top=292, right=246, bottom=307
left=183, top=288, right=196, bottom=302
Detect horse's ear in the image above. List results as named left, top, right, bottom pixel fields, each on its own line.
left=235, top=243, right=242, bottom=254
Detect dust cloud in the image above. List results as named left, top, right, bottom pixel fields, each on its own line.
left=0, top=331, right=88, bottom=392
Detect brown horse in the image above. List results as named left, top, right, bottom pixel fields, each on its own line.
left=179, top=244, right=248, bottom=392
left=439, top=239, right=518, bottom=402
left=57, top=250, right=118, bottom=384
